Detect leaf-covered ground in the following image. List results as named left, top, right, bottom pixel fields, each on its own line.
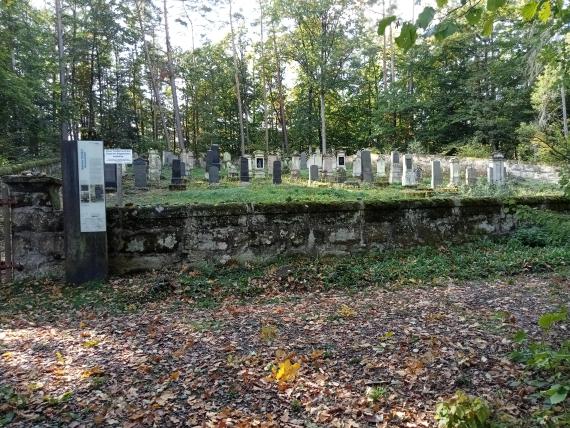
left=1, top=271, right=568, bottom=427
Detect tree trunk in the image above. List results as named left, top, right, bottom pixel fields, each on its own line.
left=55, top=0, right=69, bottom=142
left=134, top=0, right=170, bottom=146
left=271, top=23, right=288, bottom=153
left=319, top=90, right=326, bottom=155
left=229, top=0, right=246, bottom=155
left=259, top=0, right=269, bottom=154
left=163, top=0, right=185, bottom=151
left=562, top=84, right=568, bottom=140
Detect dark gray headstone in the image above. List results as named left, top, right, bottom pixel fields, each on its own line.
left=361, top=150, right=373, bottom=183
left=405, top=157, right=412, bottom=169
left=240, top=157, right=249, bottom=182
left=206, top=150, right=214, bottom=170
left=309, top=164, right=319, bottom=181
left=273, top=160, right=282, bottom=185
left=413, top=166, right=422, bottom=182
left=391, top=151, right=400, bottom=165
left=208, top=166, right=220, bottom=184
left=104, top=164, right=117, bottom=190
left=133, top=158, right=148, bottom=188
left=337, top=168, right=347, bottom=183
left=211, top=144, right=220, bottom=170
left=180, top=161, right=186, bottom=177
left=300, top=152, right=308, bottom=169
left=171, top=159, right=182, bottom=185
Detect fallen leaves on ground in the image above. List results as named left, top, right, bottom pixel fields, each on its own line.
left=0, top=272, right=568, bottom=427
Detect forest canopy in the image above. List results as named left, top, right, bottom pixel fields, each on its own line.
left=0, top=0, right=568, bottom=165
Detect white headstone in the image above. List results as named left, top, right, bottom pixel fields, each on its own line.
left=376, top=157, right=386, bottom=177
left=352, top=157, right=362, bottom=178
left=402, top=154, right=416, bottom=186
left=449, top=157, right=460, bottom=186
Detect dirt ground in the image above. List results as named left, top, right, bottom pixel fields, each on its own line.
left=1, top=273, right=569, bottom=427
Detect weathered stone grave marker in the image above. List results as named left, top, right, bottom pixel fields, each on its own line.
left=361, top=150, right=373, bottom=183
left=133, top=158, right=148, bottom=189
left=240, top=156, right=250, bottom=186
left=273, top=160, right=282, bottom=184
left=389, top=151, right=402, bottom=184
left=309, top=164, right=319, bottom=183
left=402, top=154, right=416, bottom=186
left=449, top=157, right=460, bottom=186
left=431, top=160, right=442, bottom=189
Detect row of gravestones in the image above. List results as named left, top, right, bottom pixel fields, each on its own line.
left=386, top=151, right=507, bottom=189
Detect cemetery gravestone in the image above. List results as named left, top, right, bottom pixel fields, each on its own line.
left=104, top=164, right=117, bottom=191
left=273, top=160, right=282, bottom=184
left=148, top=150, right=162, bottom=184
left=254, top=151, right=265, bottom=178
left=240, top=157, right=250, bottom=185
left=267, top=154, right=278, bottom=175
left=323, top=154, right=335, bottom=175
left=431, top=160, right=443, bottom=189
left=171, top=160, right=182, bottom=184
left=361, top=150, right=373, bottom=183
left=169, top=159, right=186, bottom=190
left=449, top=157, right=460, bottom=186
left=300, top=152, right=308, bottom=169
left=180, top=161, right=186, bottom=178
left=336, top=150, right=346, bottom=170
left=309, top=164, right=319, bottom=183
left=489, top=152, right=506, bottom=185
left=376, top=157, right=386, bottom=177
left=389, top=151, right=402, bottom=184
left=466, top=166, right=477, bottom=186
left=133, top=158, right=148, bottom=189
left=402, top=154, right=416, bottom=186
left=352, top=157, right=362, bottom=178
left=337, top=168, right=347, bottom=183
left=208, top=166, right=220, bottom=185
left=205, top=150, right=214, bottom=180
left=211, top=144, right=221, bottom=170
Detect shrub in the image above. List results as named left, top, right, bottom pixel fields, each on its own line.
left=434, top=390, right=492, bottom=428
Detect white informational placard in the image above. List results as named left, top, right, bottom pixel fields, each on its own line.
left=78, top=141, right=107, bottom=232
left=104, top=149, right=133, bottom=164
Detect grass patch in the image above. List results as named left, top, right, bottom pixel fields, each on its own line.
left=110, top=166, right=563, bottom=207
left=1, top=208, right=569, bottom=315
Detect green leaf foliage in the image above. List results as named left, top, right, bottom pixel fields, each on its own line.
left=434, top=21, right=459, bottom=41
left=435, top=390, right=492, bottom=428
left=544, top=384, right=570, bottom=405
left=395, top=22, right=417, bottom=52
left=487, top=0, right=506, bottom=12
left=521, top=1, right=539, bottom=21
left=416, top=6, right=436, bottom=29
left=538, top=1, right=551, bottom=22
left=466, top=7, right=483, bottom=25
left=436, top=0, right=449, bottom=7
left=482, top=15, right=494, bottom=36
left=538, top=308, right=568, bottom=331
left=377, top=16, right=396, bottom=36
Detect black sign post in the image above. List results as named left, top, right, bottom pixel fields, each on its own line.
left=62, top=140, right=108, bottom=284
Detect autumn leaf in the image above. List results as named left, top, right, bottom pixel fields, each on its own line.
left=338, top=304, right=357, bottom=318
left=81, top=366, right=105, bottom=378
left=271, top=359, right=301, bottom=383
left=82, top=339, right=100, bottom=348
left=169, top=370, right=180, bottom=381
left=260, top=325, right=278, bottom=342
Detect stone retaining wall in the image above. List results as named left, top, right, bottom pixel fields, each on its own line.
left=3, top=174, right=569, bottom=280
left=107, top=197, right=570, bottom=274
